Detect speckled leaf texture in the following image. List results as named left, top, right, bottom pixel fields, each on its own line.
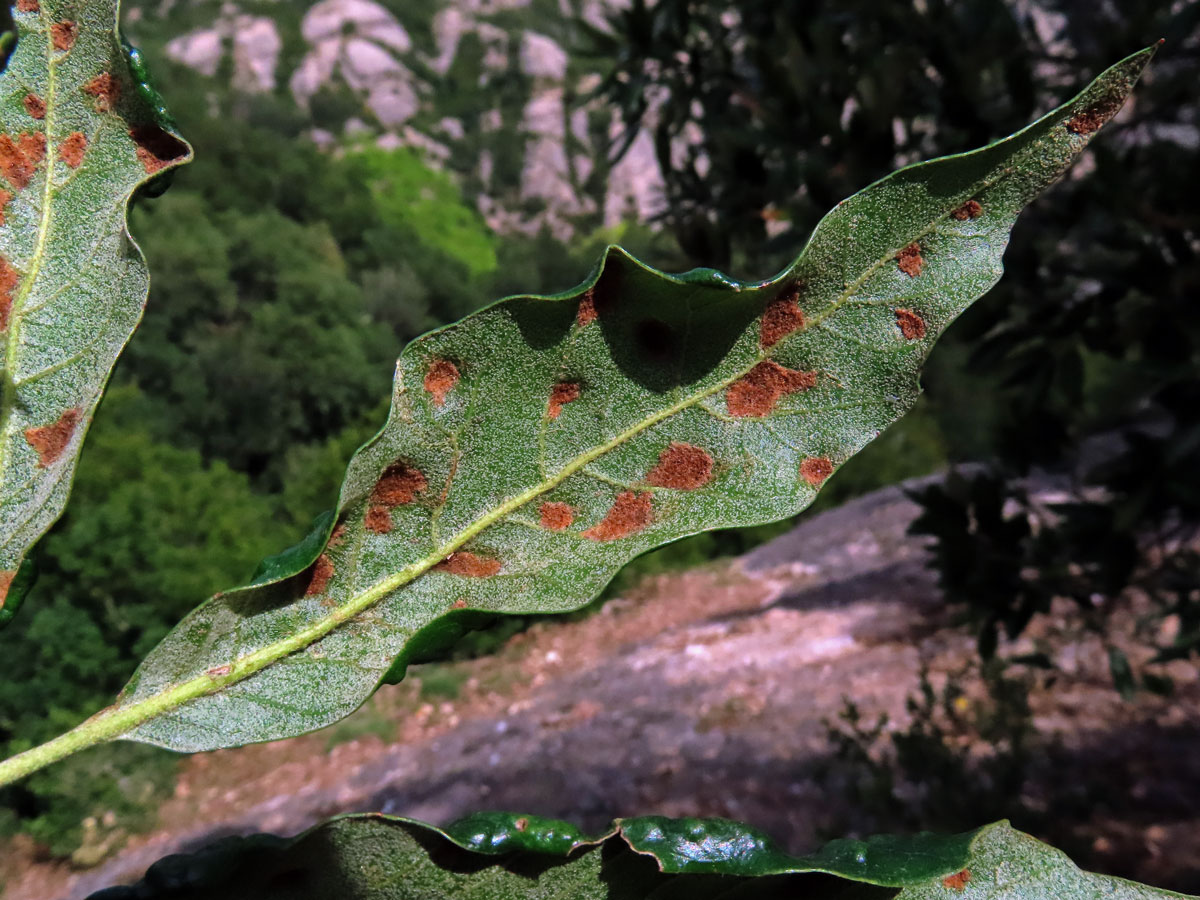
left=90, top=814, right=1194, bottom=899
left=0, top=0, right=190, bottom=626
left=114, top=47, right=1155, bottom=753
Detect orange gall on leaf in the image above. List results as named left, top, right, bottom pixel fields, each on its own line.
left=0, top=132, right=47, bottom=190
left=951, top=199, right=982, bottom=220
left=726, top=360, right=817, bottom=417
left=435, top=551, right=501, bottom=578
left=50, top=21, right=76, bottom=51
left=0, top=257, right=20, bottom=330
left=760, top=285, right=805, bottom=348
left=895, top=308, right=927, bottom=340
left=22, top=94, right=45, bottom=120
left=942, top=869, right=971, bottom=891
left=645, top=442, right=714, bottom=490
left=305, top=555, right=335, bottom=596
left=59, top=132, right=87, bottom=169
left=130, top=126, right=188, bottom=175
left=548, top=382, right=581, bottom=420
left=539, top=501, right=574, bottom=532
left=800, top=456, right=834, bottom=486
left=83, top=73, right=121, bottom=111
left=582, top=491, right=653, bottom=542
left=0, top=189, right=11, bottom=225
left=0, top=571, right=13, bottom=607
left=896, top=242, right=924, bottom=277
left=424, top=358, right=459, bottom=406
left=24, top=408, right=81, bottom=466
left=15, top=0, right=38, bottom=10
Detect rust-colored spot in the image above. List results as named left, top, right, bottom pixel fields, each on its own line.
left=424, top=358, right=459, bottom=406
left=305, top=554, right=335, bottom=596
left=22, top=94, right=45, bottom=120
left=539, top=501, right=574, bottom=532
left=372, top=461, right=427, bottom=507
left=726, top=360, right=817, bottom=417
left=24, top=408, right=80, bottom=466
left=515, top=817, right=529, bottom=831
left=582, top=491, right=653, bottom=542
left=130, top=125, right=188, bottom=174
left=452, top=599, right=468, bottom=609
left=1067, top=95, right=1123, bottom=135
left=16, top=0, right=38, bottom=10
left=435, top=551, right=501, bottom=577
left=0, top=132, right=47, bottom=190
left=0, top=570, right=13, bottom=608
left=59, top=131, right=87, bottom=168
left=645, top=442, right=714, bottom=490
left=50, top=21, right=76, bottom=51
left=207, top=664, right=232, bottom=678
left=951, top=200, right=982, bottom=220
left=365, top=506, right=392, bottom=534
left=83, top=73, right=121, bottom=111
left=760, top=284, right=805, bottom=348
left=895, top=308, right=927, bottom=340
left=0, top=189, right=11, bottom=225
left=576, top=288, right=597, bottom=326
left=548, top=382, right=581, bottom=420
left=0, top=257, right=20, bottom=331
left=800, top=456, right=834, bottom=486
left=897, top=242, right=924, bottom=277
left=942, top=869, right=971, bottom=891
left=328, top=524, right=347, bottom=547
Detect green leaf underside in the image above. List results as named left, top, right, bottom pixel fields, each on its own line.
left=0, top=0, right=190, bottom=622
left=103, top=47, right=1154, bottom=753
left=90, top=814, right=1193, bottom=900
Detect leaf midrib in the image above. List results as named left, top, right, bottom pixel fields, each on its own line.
left=0, top=13, right=62, bottom=535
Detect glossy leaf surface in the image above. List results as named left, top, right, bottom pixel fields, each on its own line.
left=89, top=813, right=1193, bottom=899
left=107, top=45, right=1156, bottom=753
left=0, top=0, right=190, bottom=624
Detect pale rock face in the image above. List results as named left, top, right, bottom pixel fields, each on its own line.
left=292, top=0, right=419, bottom=126
left=165, top=14, right=280, bottom=92
left=233, top=16, right=281, bottom=92
left=301, top=0, right=412, bottom=53
left=165, top=28, right=222, bottom=77
left=520, top=30, right=569, bottom=80
left=166, top=0, right=667, bottom=240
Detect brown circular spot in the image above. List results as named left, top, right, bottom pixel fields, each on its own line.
left=894, top=308, right=926, bottom=340
left=539, top=502, right=574, bottom=532
left=951, top=200, right=982, bottom=220
left=548, top=382, right=581, bottom=420
left=896, top=242, right=924, bottom=277
left=582, top=491, right=653, bottom=542
left=800, top=456, right=834, bottom=486
left=645, top=442, right=714, bottom=490
left=22, top=94, right=45, bottom=120
left=424, top=359, right=459, bottom=406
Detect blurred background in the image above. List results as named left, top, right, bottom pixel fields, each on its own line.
left=1, top=0, right=1197, bottom=896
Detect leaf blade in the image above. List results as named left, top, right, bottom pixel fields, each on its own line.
left=108, top=46, right=1155, bottom=753
left=0, top=0, right=191, bottom=624
left=88, top=814, right=1195, bottom=900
